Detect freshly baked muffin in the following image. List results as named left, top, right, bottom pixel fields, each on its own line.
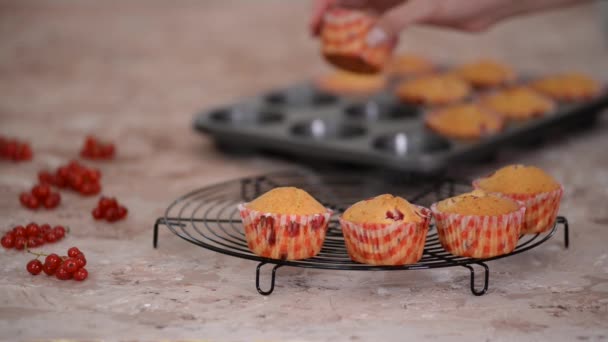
left=453, top=59, right=516, bottom=88
left=431, top=190, right=525, bottom=258
left=473, top=165, right=563, bottom=234
left=321, top=8, right=394, bottom=74
left=387, top=53, right=435, bottom=77
left=339, top=194, right=431, bottom=265
left=239, top=187, right=332, bottom=260
left=530, top=73, right=601, bottom=102
left=315, top=70, right=386, bottom=96
left=396, top=74, right=471, bottom=106
left=425, top=103, right=505, bottom=140
left=479, top=87, right=555, bottom=120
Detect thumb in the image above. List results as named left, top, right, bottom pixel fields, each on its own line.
left=367, top=0, right=435, bottom=47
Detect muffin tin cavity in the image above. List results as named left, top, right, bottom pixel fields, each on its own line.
left=373, top=132, right=451, bottom=156
left=209, top=108, right=284, bottom=125
left=344, top=101, right=419, bottom=121
left=264, top=89, right=338, bottom=107
left=291, top=119, right=366, bottom=140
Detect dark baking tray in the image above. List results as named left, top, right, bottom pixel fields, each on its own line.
left=194, top=77, right=608, bottom=173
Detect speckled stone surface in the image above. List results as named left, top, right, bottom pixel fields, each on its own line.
left=1, top=1, right=607, bottom=341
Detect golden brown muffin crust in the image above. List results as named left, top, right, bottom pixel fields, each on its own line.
left=388, top=54, right=435, bottom=77
left=530, top=73, right=600, bottom=101
left=479, top=87, right=555, bottom=120
left=396, top=74, right=471, bottom=106
left=342, top=194, right=423, bottom=224
left=247, top=187, right=326, bottom=215
left=315, top=70, right=386, bottom=95
left=454, top=59, right=516, bottom=88
left=425, top=103, right=503, bottom=140
left=477, top=165, right=560, bottom=194
left=437, top=190, right=519, bottom=216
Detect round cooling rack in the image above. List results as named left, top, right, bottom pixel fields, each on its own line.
left=153, top=169, right=569, bottom=296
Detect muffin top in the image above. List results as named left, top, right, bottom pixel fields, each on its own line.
left=396, top=74, right=471, bottom=105
left=316, top=70, right=386, bottom=95
left=342, top=194, right=423, bottom=224
left=476, top=164, right=560, bottom=194
left=247, top=187, right=326, bottom=215
left=530, top=73, right=600, bottom=101
left=454, top=59, right=516, bottom=87
left=436, top=190, right=520, bottom=216
left=388, top=54, right=435, bottom=76
left=479, top=87, right=555, bottom=120
left=425, top=103, right=504, bottom=140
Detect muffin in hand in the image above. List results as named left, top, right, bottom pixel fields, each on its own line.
left=340, top=194, right=431, bottom=265
left=473, top=165, right=563, bottom=234
left=239, top=187, right=332, bottom=260
left=432, top=190, right=525, bottom=258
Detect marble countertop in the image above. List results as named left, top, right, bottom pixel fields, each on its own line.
left=1, top=1, right=607, bottom=341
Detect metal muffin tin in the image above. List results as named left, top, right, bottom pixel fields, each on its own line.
left=194, top=75, right=608, bottom=173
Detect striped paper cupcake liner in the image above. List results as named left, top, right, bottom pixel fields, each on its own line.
left=321, top=8, right=393, bottom=74
left=238, top=204, right=332, bottom=260
left=339, top=206, right=432, bottom=265
left=431, top=203, right=526, bottom=259
left=473, top=181, right=564, bottom=234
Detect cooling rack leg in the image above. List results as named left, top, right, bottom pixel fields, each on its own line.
left=153, top=218, right=165, bottom=248
left=557, top=216, right=569, bottom=249
left=463, top=262, right=489, bottom=296
left=255, top=262, right=282, bottom=296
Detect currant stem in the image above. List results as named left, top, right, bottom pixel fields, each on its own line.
left=27, top=248, right=49, bottom=258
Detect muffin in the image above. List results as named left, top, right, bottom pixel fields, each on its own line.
left=387, top=53, right=435, bottom=77
left=396, top=74, right=471, bottom=106
left=479, top=87, right=555, bottom=120
left=339, top=194, right=431, bottom=265
left=321, top=8, right=394, bottom=74
left=425, top=103, right=505, bottom=140
left=530, top=73, right=601, bottom=102
left=431, top=190, right=525, bottom=258
left=473, top=165, right=563, bottom=234
left=238, top=187, right=332, bottom=260
left=453, top=60, right=516, bottom=88
left=315, top=70, right=386, bottom=96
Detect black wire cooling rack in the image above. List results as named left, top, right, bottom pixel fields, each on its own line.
left=153, top=169, right=569, bottom=296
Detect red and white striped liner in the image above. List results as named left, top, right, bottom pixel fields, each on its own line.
left=431, top=202, right=526, bottom=259
left=339, top=206, right=432, bottom=265
left=321, top=8, right=393, bottom=74
left=238, top=204, right=332, bottom=260
left=473, top=180, right=563, bottom=234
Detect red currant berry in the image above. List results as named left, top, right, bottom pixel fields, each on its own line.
left=40, top=224, right=52, bottom=235
left=62, top=258, right=79, bottom=273
left=1, top=234, right=15, bottom=248
left=19, top=192, right=30, bottom=206
left=44, top=253, right=61, bottom=269
left=26, top=196, right=40, bottom=209
left=105, top=208, right=119, bottom=222
left=45, top=231, right=58, bottom=243
left=13, top=226, right=26, bottom=238
left=92, top=207, right=104, bottom=220
left=27, top=237, right=38, bottom=248
left=26, top=260, right=43, bottom=275
left=67, top=247, right=81, bottom=258
left=53, top=226, right=66, bottom=239
left=38, top=171, right=54, bottom=184
left=75, top=256, right=86, bottom=269
left=116, top=206, right=128, bottom=219
left=18, top=144, right=32, bottom=160
left=73, top=267, right=88, bottom=281
left=86, top=168, right=101, bottom=182
left=42, top=263, right=56, bottom=276
left=57, top=166, right=70, bottom=180
left=26, top=223, right=40, bottom=237
left=14, top=237, right=26, bottom=250
left=98, top=197, right=112, bottom=211
left=32, top=183, right=51, bottom=200
left=34, top=236, right=45, bottom=246
left=55, top=266, right=72, bottom=280
left=43, top=192, right=61, bottom=209
left=101, top=144, right=115, bottom=158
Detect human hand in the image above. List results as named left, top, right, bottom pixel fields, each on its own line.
left=311, top=0, right=588, bottom=46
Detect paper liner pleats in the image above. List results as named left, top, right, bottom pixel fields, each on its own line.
left=339, top=206, right=432, bottom=265
left=431, top=203, right=526, bottom=258
left=321, top=8, right=393, bottom=74
left=238, top=204, right=332, bottom=260
left=473, top=181, right=563, bottom=234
